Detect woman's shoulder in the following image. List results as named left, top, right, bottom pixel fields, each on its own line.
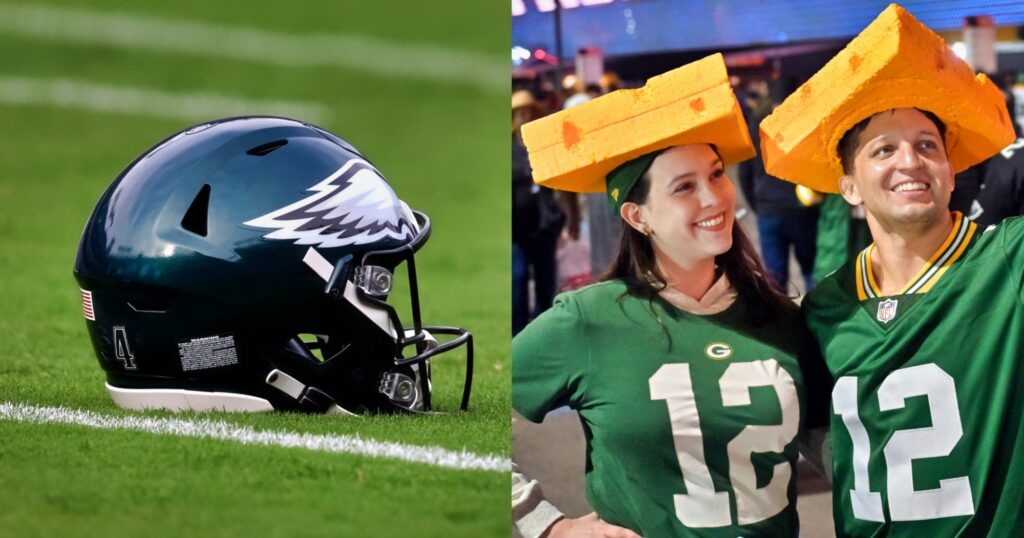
left=536, top=280, right=637, bottom=328
left=558, top=279, right=645, bottom=313
left=513, top=284, right=630, bottom=366
left=561, top=279, right=628, bottom=301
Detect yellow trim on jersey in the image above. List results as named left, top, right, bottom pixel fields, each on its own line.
left=855, top=250, right=869, bottom=301
left=855, top=245, right=876, bottom=300
left=855, top=212, right=975, bottom=300
left=917, top=217, right=977, bottom=293
left=865, top=246, right=882, bottom=297
left=901, top=212, right=964, bottom=289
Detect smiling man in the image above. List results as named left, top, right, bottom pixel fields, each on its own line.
left=760, top=5, right=1021, bottom=537
left=835, top=107, right=965, bottom=299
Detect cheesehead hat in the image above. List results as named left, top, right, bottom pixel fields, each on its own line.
left=520, top=53, right=755, bottom=206
left=759, top=3, right=1014, bottom=193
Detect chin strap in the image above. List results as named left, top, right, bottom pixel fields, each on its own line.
left=267, top=326, right=471, bottom=414
left=265, top=368, right=359, bottom=416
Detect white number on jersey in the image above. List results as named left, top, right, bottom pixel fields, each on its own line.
left=649, top=359, right=798, bottom=528
left=832, top=363, right=974, bottom=522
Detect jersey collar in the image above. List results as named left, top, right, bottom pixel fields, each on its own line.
left=658, top=272, right=736, bottom=315
left=855, top=211, right=977, bottom=300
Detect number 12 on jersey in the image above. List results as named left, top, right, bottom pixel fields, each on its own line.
left=649, top=359, right=798, bottom=528
left=833, top=363, right=974, bottom=522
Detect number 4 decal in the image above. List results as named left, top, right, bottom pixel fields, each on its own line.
left=833, top=363, right=974, bottom=522
left=113, top=326, right=136, bottom=370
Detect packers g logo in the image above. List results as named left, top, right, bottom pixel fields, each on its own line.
left=704, top=342, right=732, bottom=360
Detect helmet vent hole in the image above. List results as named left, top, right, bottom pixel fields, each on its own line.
left=181, top=184, right=211, bottom=237
left=246, top=139, right=288, bottom=156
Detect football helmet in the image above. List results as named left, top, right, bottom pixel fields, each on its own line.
left=74, top=117, right=473, bottom=414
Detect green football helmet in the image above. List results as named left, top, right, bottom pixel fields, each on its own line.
left=74, top=117, right=473, bottom=414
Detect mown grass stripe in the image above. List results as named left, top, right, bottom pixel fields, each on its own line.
left=0, top=2, right=504, bottom=92
left=0, top=75, right=329, bottom=121
left=0, top=401, right=510, bottom=473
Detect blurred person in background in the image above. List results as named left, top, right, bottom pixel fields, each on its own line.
left=945, top=72, right=1024, bottom=229
left=993, top=71, right=1021, bottom=137
left=948, top=136, right=1024, bottom=226
left=739, top=78, right=819, bottom=292
left=565, top=79, right=625, bottom=280
left=563, top=82, right=602, bottom=109
left=513, top=89, right=567, bottom=335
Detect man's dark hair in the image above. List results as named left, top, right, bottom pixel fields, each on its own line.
left=837, top=108, right=948, bottom=174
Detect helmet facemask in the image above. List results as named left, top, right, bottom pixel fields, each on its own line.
left=294, top=209, right=473, bottom=414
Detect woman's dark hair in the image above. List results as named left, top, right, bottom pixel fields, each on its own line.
left=601, top=149, right=794, bottom=324
left=837, top=108, right=947, bottom=175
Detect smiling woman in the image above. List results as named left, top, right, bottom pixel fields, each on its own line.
left=590, top=143, right=799, bottom=331
left=620, top=146, right=736, bottom=284
left=512, top=54, right=831, bottom=538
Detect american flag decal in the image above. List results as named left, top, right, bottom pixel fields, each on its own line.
left=81, top=289, right=95, bottom=321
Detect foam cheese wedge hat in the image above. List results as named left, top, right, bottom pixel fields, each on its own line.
left=521, top=53, right=755, bottom=194
left=759, top=3, right=1014, bottom=193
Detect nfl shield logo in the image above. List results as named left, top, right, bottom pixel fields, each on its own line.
left=876, top=298, right=899, bottom=324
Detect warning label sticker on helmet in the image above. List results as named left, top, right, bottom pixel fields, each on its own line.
left=178, top=335, right=239, bottom=371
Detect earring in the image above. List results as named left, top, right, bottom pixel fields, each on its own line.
left=642, top=224, right=653, bottom=236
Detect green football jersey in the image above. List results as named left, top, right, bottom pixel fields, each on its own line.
left=804, top=212, right=1024, bottom=536
left=513, top=280, right=828, bottom=537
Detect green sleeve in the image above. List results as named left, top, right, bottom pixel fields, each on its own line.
left=512, top=293, right=589, bottom=423
left=998, top=216, right=1024, bottom=303
left=813, top=194, right=852, bottom=282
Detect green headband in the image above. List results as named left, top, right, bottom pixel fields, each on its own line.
left=605, top=151, right=661, bottom=215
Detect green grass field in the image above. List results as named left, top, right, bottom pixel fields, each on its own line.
left=0, top=1, right=510, bottom=536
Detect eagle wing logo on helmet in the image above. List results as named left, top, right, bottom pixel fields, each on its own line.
left=245, top=159, right=417, bottom=248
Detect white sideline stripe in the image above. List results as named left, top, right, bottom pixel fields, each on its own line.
left=0, top=76, right=329, bottom=122
left=0, top=401, right=510, bottom=473
left=0, top=3, right=504, bottom=92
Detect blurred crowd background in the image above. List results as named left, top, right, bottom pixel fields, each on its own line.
left=511, top=0, right=1024, bottom=335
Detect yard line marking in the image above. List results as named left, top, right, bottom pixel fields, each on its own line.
left=0, top=401, right=510, bottom=473
left=0, top=3, right=504, bottom=93
left=0, top=76, right=330, bottom=122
